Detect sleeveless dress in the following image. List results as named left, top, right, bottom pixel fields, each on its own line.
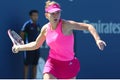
left=43, top=19, right=80, bottom=79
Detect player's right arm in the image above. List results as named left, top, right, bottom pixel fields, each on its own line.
left=12, top=24, right=47, bottom=53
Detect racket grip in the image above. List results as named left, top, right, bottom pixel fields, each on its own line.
left=12, top=45, right=19, bottom=53
left=12, top=48, right=16, bottom=53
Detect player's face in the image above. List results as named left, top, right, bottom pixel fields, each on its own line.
left=46, top=11, right=61, bottom=23
left=30, top=13, right=39, bottom=22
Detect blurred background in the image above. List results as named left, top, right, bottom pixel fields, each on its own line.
left=0, top=0, right=120, bottom=79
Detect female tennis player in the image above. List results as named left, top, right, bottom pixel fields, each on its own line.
left=12, top=0, right=106, bottom=79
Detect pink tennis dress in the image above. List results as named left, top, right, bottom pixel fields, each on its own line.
left=43, top=19, right=80, bottom=79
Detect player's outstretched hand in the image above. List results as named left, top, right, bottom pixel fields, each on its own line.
left=96, top=40, right=106, bottom=51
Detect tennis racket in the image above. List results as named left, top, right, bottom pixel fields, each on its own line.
left=8, top=29, right=24, bottom=45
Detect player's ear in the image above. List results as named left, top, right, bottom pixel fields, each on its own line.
left=45, top=13, right=49, bottom=19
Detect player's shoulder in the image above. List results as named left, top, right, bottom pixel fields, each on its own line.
left=62, top=19, right=75, bottom=27
left=23, top=20, right=31, bottom=27
left=40, top=23, right=49, bottom=33
left=21, top=20, right=31, bottom=31
left=62, top=19, right=75, bottom=24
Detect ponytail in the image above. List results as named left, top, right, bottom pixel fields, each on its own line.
left=45, top=0, right=60, bottom=9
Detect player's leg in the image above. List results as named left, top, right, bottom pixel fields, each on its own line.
left=31, top=50, right=40, bottom=78
left=32, top=65, right=37, bottom=78
left=24, top=65, right=29, bottom=79
left=24, top=52, right=29, bottom=79
left=43, top=57, right=57, bottom=79
left=43, top=73, right=57, bottom=79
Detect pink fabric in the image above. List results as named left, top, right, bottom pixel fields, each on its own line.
left=46, top=19, right=75, bottom=61
left=44, top=19, right=80, bottom=78
left=43, top=57, right=80, bottom=79
left=45, top=4, right=61, bottom=13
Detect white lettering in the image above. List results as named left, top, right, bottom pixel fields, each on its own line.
left=82, top=20, right=120, bottom=34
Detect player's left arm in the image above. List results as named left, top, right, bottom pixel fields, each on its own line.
left=66, top=20, right=107, bottom=50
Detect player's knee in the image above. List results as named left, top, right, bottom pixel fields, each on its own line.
left=43, top=73, right=56, bottom=79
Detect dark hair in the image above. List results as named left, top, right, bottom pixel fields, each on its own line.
left=29, top=10, right=39, bottom=16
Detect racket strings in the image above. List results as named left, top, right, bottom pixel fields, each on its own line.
left=11, top=30, right=24, bottom=45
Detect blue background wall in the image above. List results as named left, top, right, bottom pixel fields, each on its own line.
left=0, top=0, right=120, bottom=79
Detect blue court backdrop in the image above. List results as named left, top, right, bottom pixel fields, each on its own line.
left=0, top=0, right=120, bottom=79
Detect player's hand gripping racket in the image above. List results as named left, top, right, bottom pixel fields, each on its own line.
left=8, top=29, right=24, bottom=53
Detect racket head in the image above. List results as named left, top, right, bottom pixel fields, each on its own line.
left=8, top=29, right=24, bottom=45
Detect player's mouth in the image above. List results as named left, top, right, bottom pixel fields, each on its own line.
left=54, top=19, right=58, bottom=22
